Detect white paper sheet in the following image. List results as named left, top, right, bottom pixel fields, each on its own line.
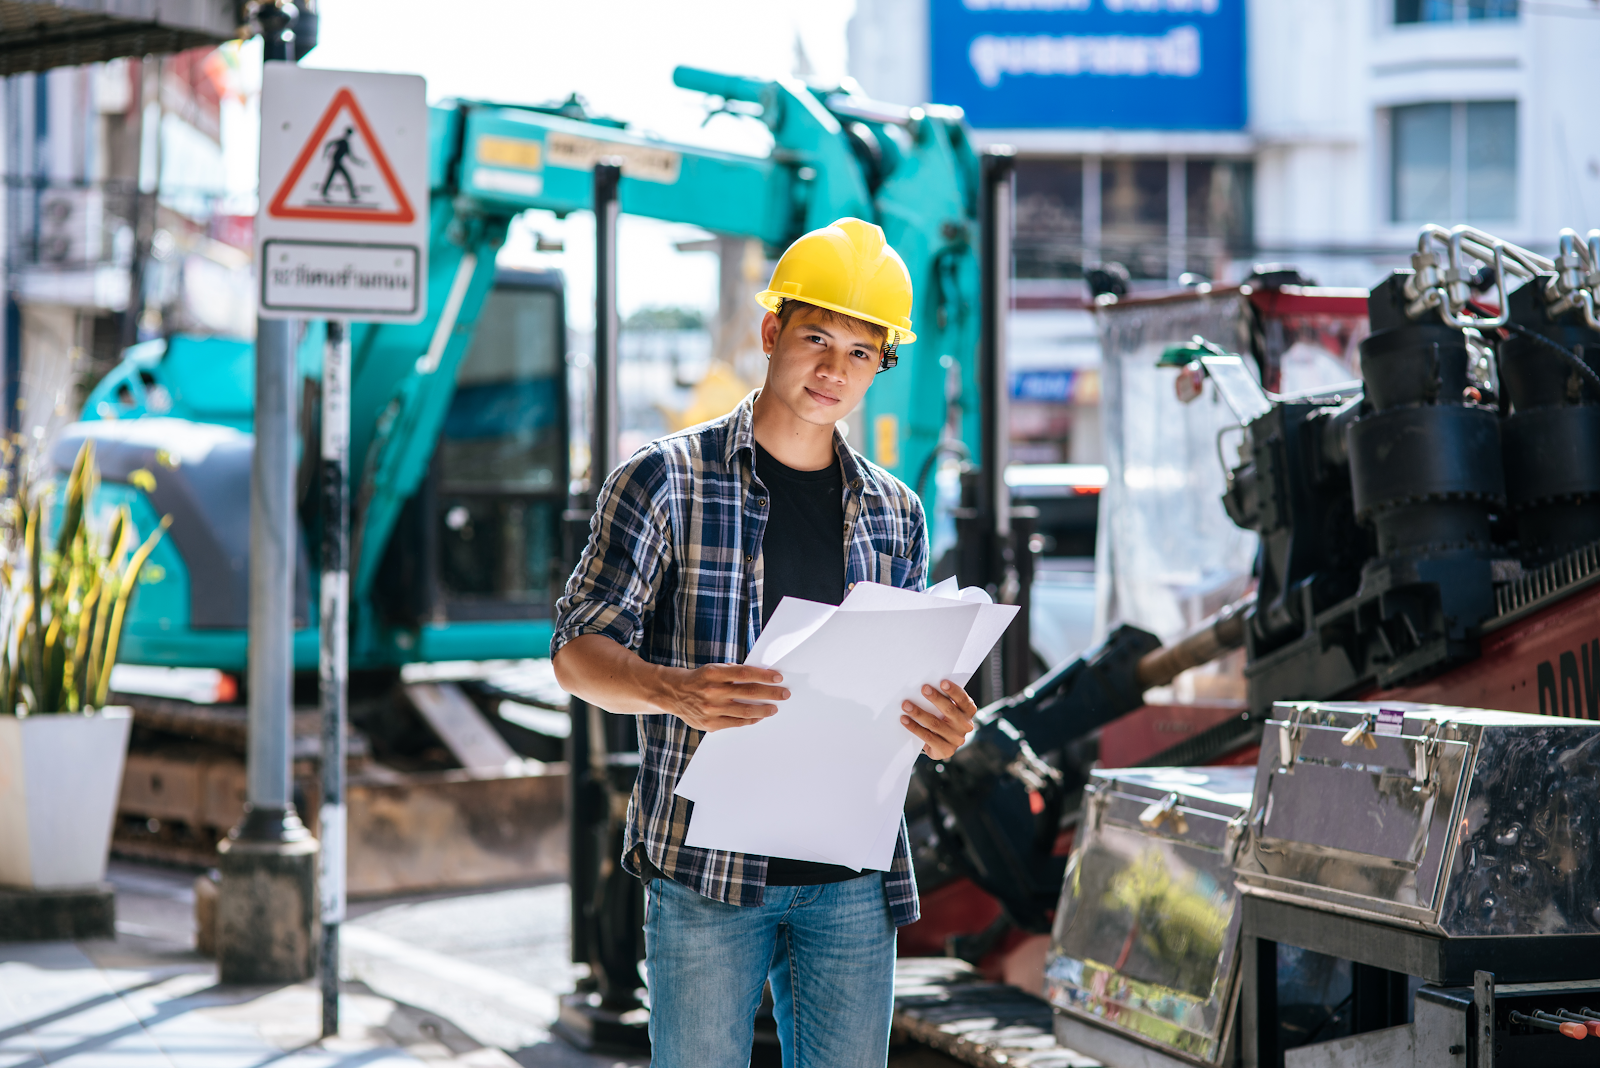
left=745, top=596, right=836, bottom=668
left=675, top=584, right=1019, bottom=870
left=860, top=811, right=902, bottom=872
left=833, top=582, right=1014, bottom=676
left=677, top=604, right=975, bottom=866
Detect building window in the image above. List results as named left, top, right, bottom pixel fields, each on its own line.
left=1013, top=156, right=1253, bottom=281
left=1185, top=160, right=1253, bottom=269
left=1099, top=158, right=1170, bottom=279
left=1395, top=0, right=1517, bottom=23
left=1391, top=101, right=1517, bottom=223
left=1015, top=159, right=1084, bottom=279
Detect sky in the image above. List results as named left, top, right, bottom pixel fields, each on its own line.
left=226, top=0, right=860, bottom=329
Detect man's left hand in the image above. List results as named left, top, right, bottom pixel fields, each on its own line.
left=901, top=680, right=979, bottom=761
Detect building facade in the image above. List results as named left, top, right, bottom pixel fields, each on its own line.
left=0, top=51, right=251, bottom=447
left=850, top=0, right=1600, bottom=287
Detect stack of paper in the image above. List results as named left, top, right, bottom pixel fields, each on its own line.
left=673, top=578, right=1018, bottom=872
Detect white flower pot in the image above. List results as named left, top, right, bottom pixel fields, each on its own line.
left=0, top=708, right=132, bottom=889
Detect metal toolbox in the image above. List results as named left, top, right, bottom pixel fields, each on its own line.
left=1045, top=766, right=1256, bottom=1068
left=1235, top=701, right=1600, bottom=937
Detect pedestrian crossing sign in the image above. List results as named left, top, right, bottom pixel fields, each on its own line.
left=266, top=87, right=416, bottom=224
left=256, top=65, right=429, bottom=323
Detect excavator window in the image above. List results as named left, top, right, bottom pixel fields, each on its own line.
left=434, top=269, right=568, bottom=619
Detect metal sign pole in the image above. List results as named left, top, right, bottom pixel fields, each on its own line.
left=592, top=160, right=621, bottom=486
left=977, top=148, right=1019, bottom=702
left=217, top=0, right=321, bottom=988
left=318, top=319, right=351, bottom=1037
left=554, top=159, right=648, bottom=1052
left=244, top=313, right=300, bottom=832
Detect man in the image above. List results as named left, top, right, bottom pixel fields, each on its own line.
left=552, top=218, right=979, bottom=1067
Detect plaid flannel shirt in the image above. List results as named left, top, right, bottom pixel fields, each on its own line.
left=552, top=391, right=926, bottom=927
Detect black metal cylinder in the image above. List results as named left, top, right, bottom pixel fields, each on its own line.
left=1501, top=281, right=1600, bottom=411
left=1351, top=328, right=1505, bottom=564
left=1350, top=409, right=1497, bottom=537
left=1346, top=273, right=1505, bottom=642
left=1502, top=406, right=1600, bottom=507
left=1498, top=279, right=1600, bottom=562
left=1358, top=323, right=1471, bottom=410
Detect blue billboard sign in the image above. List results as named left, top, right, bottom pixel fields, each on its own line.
left=930, top=0, right=1247, bottom=131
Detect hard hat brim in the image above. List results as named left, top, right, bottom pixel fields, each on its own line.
left=754, top=290, right=917, bottom=346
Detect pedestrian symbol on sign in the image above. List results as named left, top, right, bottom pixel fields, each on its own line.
left=319, top=127, right=367, bottom=203
left=266, top=87, right=416, bottom=224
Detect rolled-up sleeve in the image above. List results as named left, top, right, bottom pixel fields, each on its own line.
left=551, top=449, right=671, bottom=657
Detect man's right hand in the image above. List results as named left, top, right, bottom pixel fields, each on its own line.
left=655, top=664, right=789, bottom=732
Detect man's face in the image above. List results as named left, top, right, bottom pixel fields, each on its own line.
left=759, top=306, right=883, bottom=428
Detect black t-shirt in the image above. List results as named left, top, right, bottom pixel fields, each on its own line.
left=753, top=442, right=874, bottom=886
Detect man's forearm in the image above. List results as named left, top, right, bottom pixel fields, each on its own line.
left=552, top=632, right=788, bottom=731
left=552, top=633, right=675, bottom=715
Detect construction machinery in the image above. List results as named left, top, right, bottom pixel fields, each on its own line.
left=937, top=224, right=1600, bottom=1068
left=1181, top=225, right=1600, bottom=725
left=897, top=222, right=1600, bottom=1064
left=896, top=276, right=1373, bottom=977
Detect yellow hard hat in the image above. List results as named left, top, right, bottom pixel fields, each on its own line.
left=755, top=217, right=917, bottom=347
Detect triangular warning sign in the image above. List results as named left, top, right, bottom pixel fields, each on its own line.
left=267, top=87, right=416, bottom=224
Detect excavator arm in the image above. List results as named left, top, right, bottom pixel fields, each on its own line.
left=78, top=65, right=984, bottom=671
left=346, top=69, right=982, bottom=663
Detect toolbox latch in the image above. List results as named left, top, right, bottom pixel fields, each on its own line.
left=1138, top=791, right=1189, bottom=835
left=1340, top=714, right=1379, bottom=750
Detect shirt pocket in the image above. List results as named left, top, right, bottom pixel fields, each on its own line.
left=876, top=551, right=917, bottom=588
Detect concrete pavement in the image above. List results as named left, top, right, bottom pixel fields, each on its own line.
left=0, top=861, right=965, bottom=1067
left=0, top=863, right=638, bottom=1068
left=0, top=937, right=509, bottom=1067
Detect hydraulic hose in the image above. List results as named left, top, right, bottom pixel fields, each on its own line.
left=915, top=595, right=1255, bottom=931
left=1134, top=594, right=1254, bottom=690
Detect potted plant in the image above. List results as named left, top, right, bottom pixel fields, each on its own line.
left=0, top=439, right=168, bottom=889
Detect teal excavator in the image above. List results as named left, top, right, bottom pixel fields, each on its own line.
left=66, top=67, right=989, bottom=675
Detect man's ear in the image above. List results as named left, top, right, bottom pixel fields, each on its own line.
left=759, top=311, right=781, bottom=356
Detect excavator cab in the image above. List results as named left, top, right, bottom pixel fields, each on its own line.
left=375, top=268, right=569, bottom=631
left=71, top=267, right=570, bottom=669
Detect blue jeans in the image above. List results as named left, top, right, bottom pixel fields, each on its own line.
left=644, top=873, right=897, bottom=1068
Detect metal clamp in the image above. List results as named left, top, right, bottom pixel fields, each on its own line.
left=1414, top=720, right=1442, bottom=787
left=1004, top=736, right=1062, bottom=794
left=1277, top=706, right=1308, bottom=771
left=1543, top=228, right=1600, bottom=332
left=1138, top=791, right=1189, bottom=835
left=1405, top=225, right=1551, bottom=332
left=1341, top=715, right=1379, bottom=750
left=1224, top=811, right=1249, bottom=863
left=1084, top=783, right=1108, bottom=833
